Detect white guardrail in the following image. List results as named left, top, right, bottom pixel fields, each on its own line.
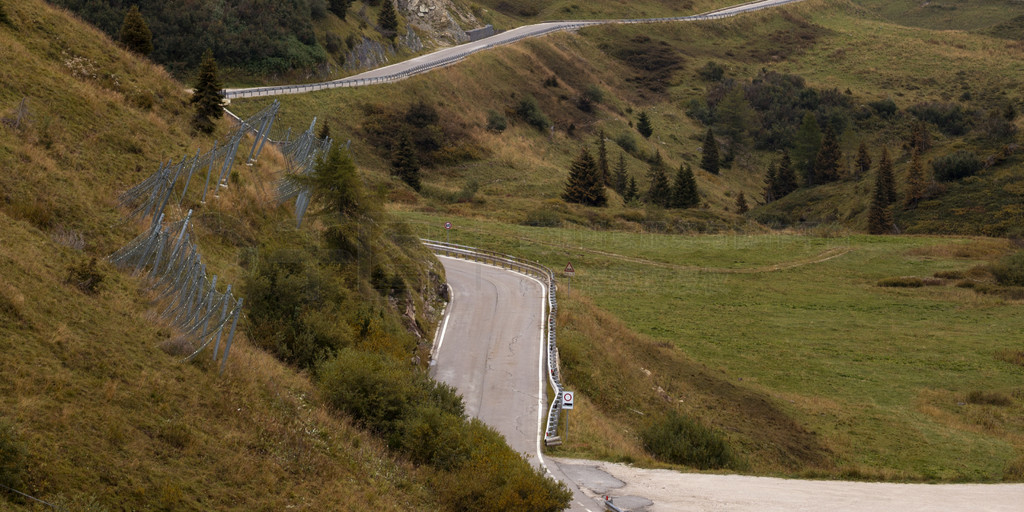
left=421, top=240, right=567, bottom=446
left=222, top=0, right=803, bottom=100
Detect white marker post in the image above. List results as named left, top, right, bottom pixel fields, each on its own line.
left=444, top=221, right=452, bottom=244
left=562, top=391, right=574, bottom=441
left=564, top=262, right=575, bottom=298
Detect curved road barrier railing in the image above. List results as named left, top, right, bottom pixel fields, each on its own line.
left=422, top=239, right=567, bottom=445
left=222, top=0, right=804, bottom=100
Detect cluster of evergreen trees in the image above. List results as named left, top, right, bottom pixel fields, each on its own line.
left=563, top=132, right=700, bottom=209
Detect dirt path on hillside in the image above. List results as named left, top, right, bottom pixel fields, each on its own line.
left=551, top=457, right=1024, bottom=512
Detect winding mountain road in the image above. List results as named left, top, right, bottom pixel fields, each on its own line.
left=224, top=0, right=805, bottom=99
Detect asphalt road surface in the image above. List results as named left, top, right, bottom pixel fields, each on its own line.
left=431, top=256, right=606, bottom=512
left=223, top=0, right=805, bottom=99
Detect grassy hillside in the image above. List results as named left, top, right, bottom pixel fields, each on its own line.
left=1, top=2, right=570, bottom=510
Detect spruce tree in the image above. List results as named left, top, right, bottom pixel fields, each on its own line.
left=763, top=163, right=778, bottom=203
left=190, top=49, right=225, bottom=135
left=910, top=120, right=931, bottom=152
left=714, top=86, right=755, bottom=145
left=329, top=0, right=354, bottom=19
left=868, top=168, right=893, bottom=234
left=877, top=146, right=896, bottom=206
left=562, top=147, right=607, bottom=207
left=793, top=112, right=822, bottom=185
left=646, top=152, right=671, bottom=207
left=671, top=165, right=699, bottom=209
left=855, top=141, right=871, bottom=177
left=735, top=191, right=749, bottom=214
left=812, top=124, right=842, bottom=184
left=700, top=128, right=719, bottom=175
left=904, top=147, right=926, bottom=209
left=636, top=111, right=653, bottom=138
left=776, top=151, right=799, bottom=197
left=119, top=5, right=153, bottom=56
left=596, top=130, right=609, bottom=186
left=306, top=142, right=363, bottom=216
left=613, top=152, right=628, bottom=195
left=318, top=122, right=331, bottom=141
left=378, top=0, right=399, bottom=40
left=392, top=132, right=421, bottom=191
left=624, top=176, right=639, bottom=204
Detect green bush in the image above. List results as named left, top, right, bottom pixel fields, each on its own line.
left=908, top=102, right=970, bottom=135
left=522, top=208, right=562, bottom=227
left=640, top=411, right=735, bottom=470
left=991, top=251, right=1024, bottom=286
left=967, top=390, right=1013, bottom=407
left=0, top=420, right=26, bottom=498
left=485, top=110, right=507, bottom=132
left=932, top=151, right=983, bottom=181
left=514, top=96, right=550, bottom=131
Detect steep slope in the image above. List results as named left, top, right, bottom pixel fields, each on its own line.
left=0, top=2, right=565, bottom=509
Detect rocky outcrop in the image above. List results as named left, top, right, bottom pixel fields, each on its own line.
left=398, top=0, right=478, bottom=46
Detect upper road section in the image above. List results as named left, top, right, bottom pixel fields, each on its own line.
left=223, top=0, right=804, bottom=99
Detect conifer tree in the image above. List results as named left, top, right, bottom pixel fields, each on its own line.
left=671, top=165, right=699, bottom=208
left=392, top=132, right=420, bottom=191
left=646, top=152, right=671, bottom=207
left=776, top=151, right=799, bottom=197
left=700, top=128, right=719, bottom=175
left=119, top=5, right=153, bottom=56
left=304, top=142, right=363, bottom=216
left=624, top=176, right=639, bottom=204
left=812, top=124, right=842, bottom=184
left=877, top=146, right=896, bottom=206
left=378, top=0, right=399, bottom=40
left=793, top=112, right=822, bottom=184
left=855, top=141, right=871, bottom=177
left=613, top=152, right=628, bottom=195
left=596, top=130, right=609, bottom=186
left=329, top=0, right=354, bottom=19
left=904, top=147, right=926, bottom=209
left=910, top=120, right=931, bottom=152
left=868, top=168, right=893, bottom=234
left=636, top=111, right=653, bottom=138
left=562, top=147, right=606, bottom=206
left=735, top=191, right=749, bottom=214
left=190, top=49, right=225, bottom=134
left=318, top=122, right=331, bottom=141
left=763, top=162, right=778, bottom=203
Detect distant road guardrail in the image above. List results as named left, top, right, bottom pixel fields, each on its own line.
left=421, top=239, right=568, bottom=445
left=222, top=0, right=804, bottom=100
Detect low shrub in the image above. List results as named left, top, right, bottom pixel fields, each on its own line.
left=932, top=151, right=983, bottom=181
left=876, top=276, right=942, bottom=287
left=933, top=270, right=965, bottom=279
left=908, top=101, right=969, bottom=135
left=966, top=390, right=1013, bottom=407
left=640, top=411, right=736, bottom=470
left=990, top=251, right=1024, bottom=286
left=868, top=98, right=898, bottom=117
left=522, top=208, right=562, bottom=227
left=995, top=349, right=1024, bottom=367
left=514, top=96, right=549, bottom=131
left=485, top=109, right=507, bottom=132
left=66, top=257, right=104, bottom=295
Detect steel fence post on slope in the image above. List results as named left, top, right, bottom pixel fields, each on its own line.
left=201, top=140, right=218, bottom=203
left=211, top=284, right=232, bottom=361
left=219, top=298, right=244, bottom=376
left=179, top=149, right=201, bottom=205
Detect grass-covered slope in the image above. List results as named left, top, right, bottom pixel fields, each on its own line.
left=1, top=2, right=571, bottom=510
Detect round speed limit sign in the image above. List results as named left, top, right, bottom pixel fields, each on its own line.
left=562, top=391, right=574, bottom=409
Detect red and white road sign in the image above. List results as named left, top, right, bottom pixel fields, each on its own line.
left=444, top=222, right=452, bottom=230
left=564, top=262, right=575, bottom=276
left=562, top=391, right=574, bottom=409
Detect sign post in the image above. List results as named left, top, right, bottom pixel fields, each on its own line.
left=444, top=221, right=452, bottom=244
left=564, top=262, right=575, bottom=298
left=562, top=391, right=574, bottom=441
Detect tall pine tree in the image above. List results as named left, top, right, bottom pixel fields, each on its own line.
left=119, top=5, right=153, bottom=56
left=624, top=176, right=639, bottom=204
left=868, top=167, right=893, bottom=234
left=190, top=49, right=224, bottom=134
left=855, top=141, right=872, bottom=177
left=392, top=132, right=421, bottom=191
left=904, top=147, right=926, bottom=209
left=735, top=191, right=749, bottom=214
left=877, top=146, right=896, bottom=206
left=700, top=128, right=719, bottom=175
left=793, top=112, right=822, bottom=185
left=776, top=151, right=799, bottom=198
left=612, top=152, right=628, bottom=195
left=646, top=152, right=671, bottom=206
left=763, top=163, right=778, bottom=203
left=596, top=130, right=609, bottom=186
left=563, top=148, right=607, bottom=206
left=378, top=0, right=399, bottom=40
left=671, top=165, right=699, bottom=208
left=812, top=124, right=842, bottom=185
left=636, top=111, right=653, bottom=138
